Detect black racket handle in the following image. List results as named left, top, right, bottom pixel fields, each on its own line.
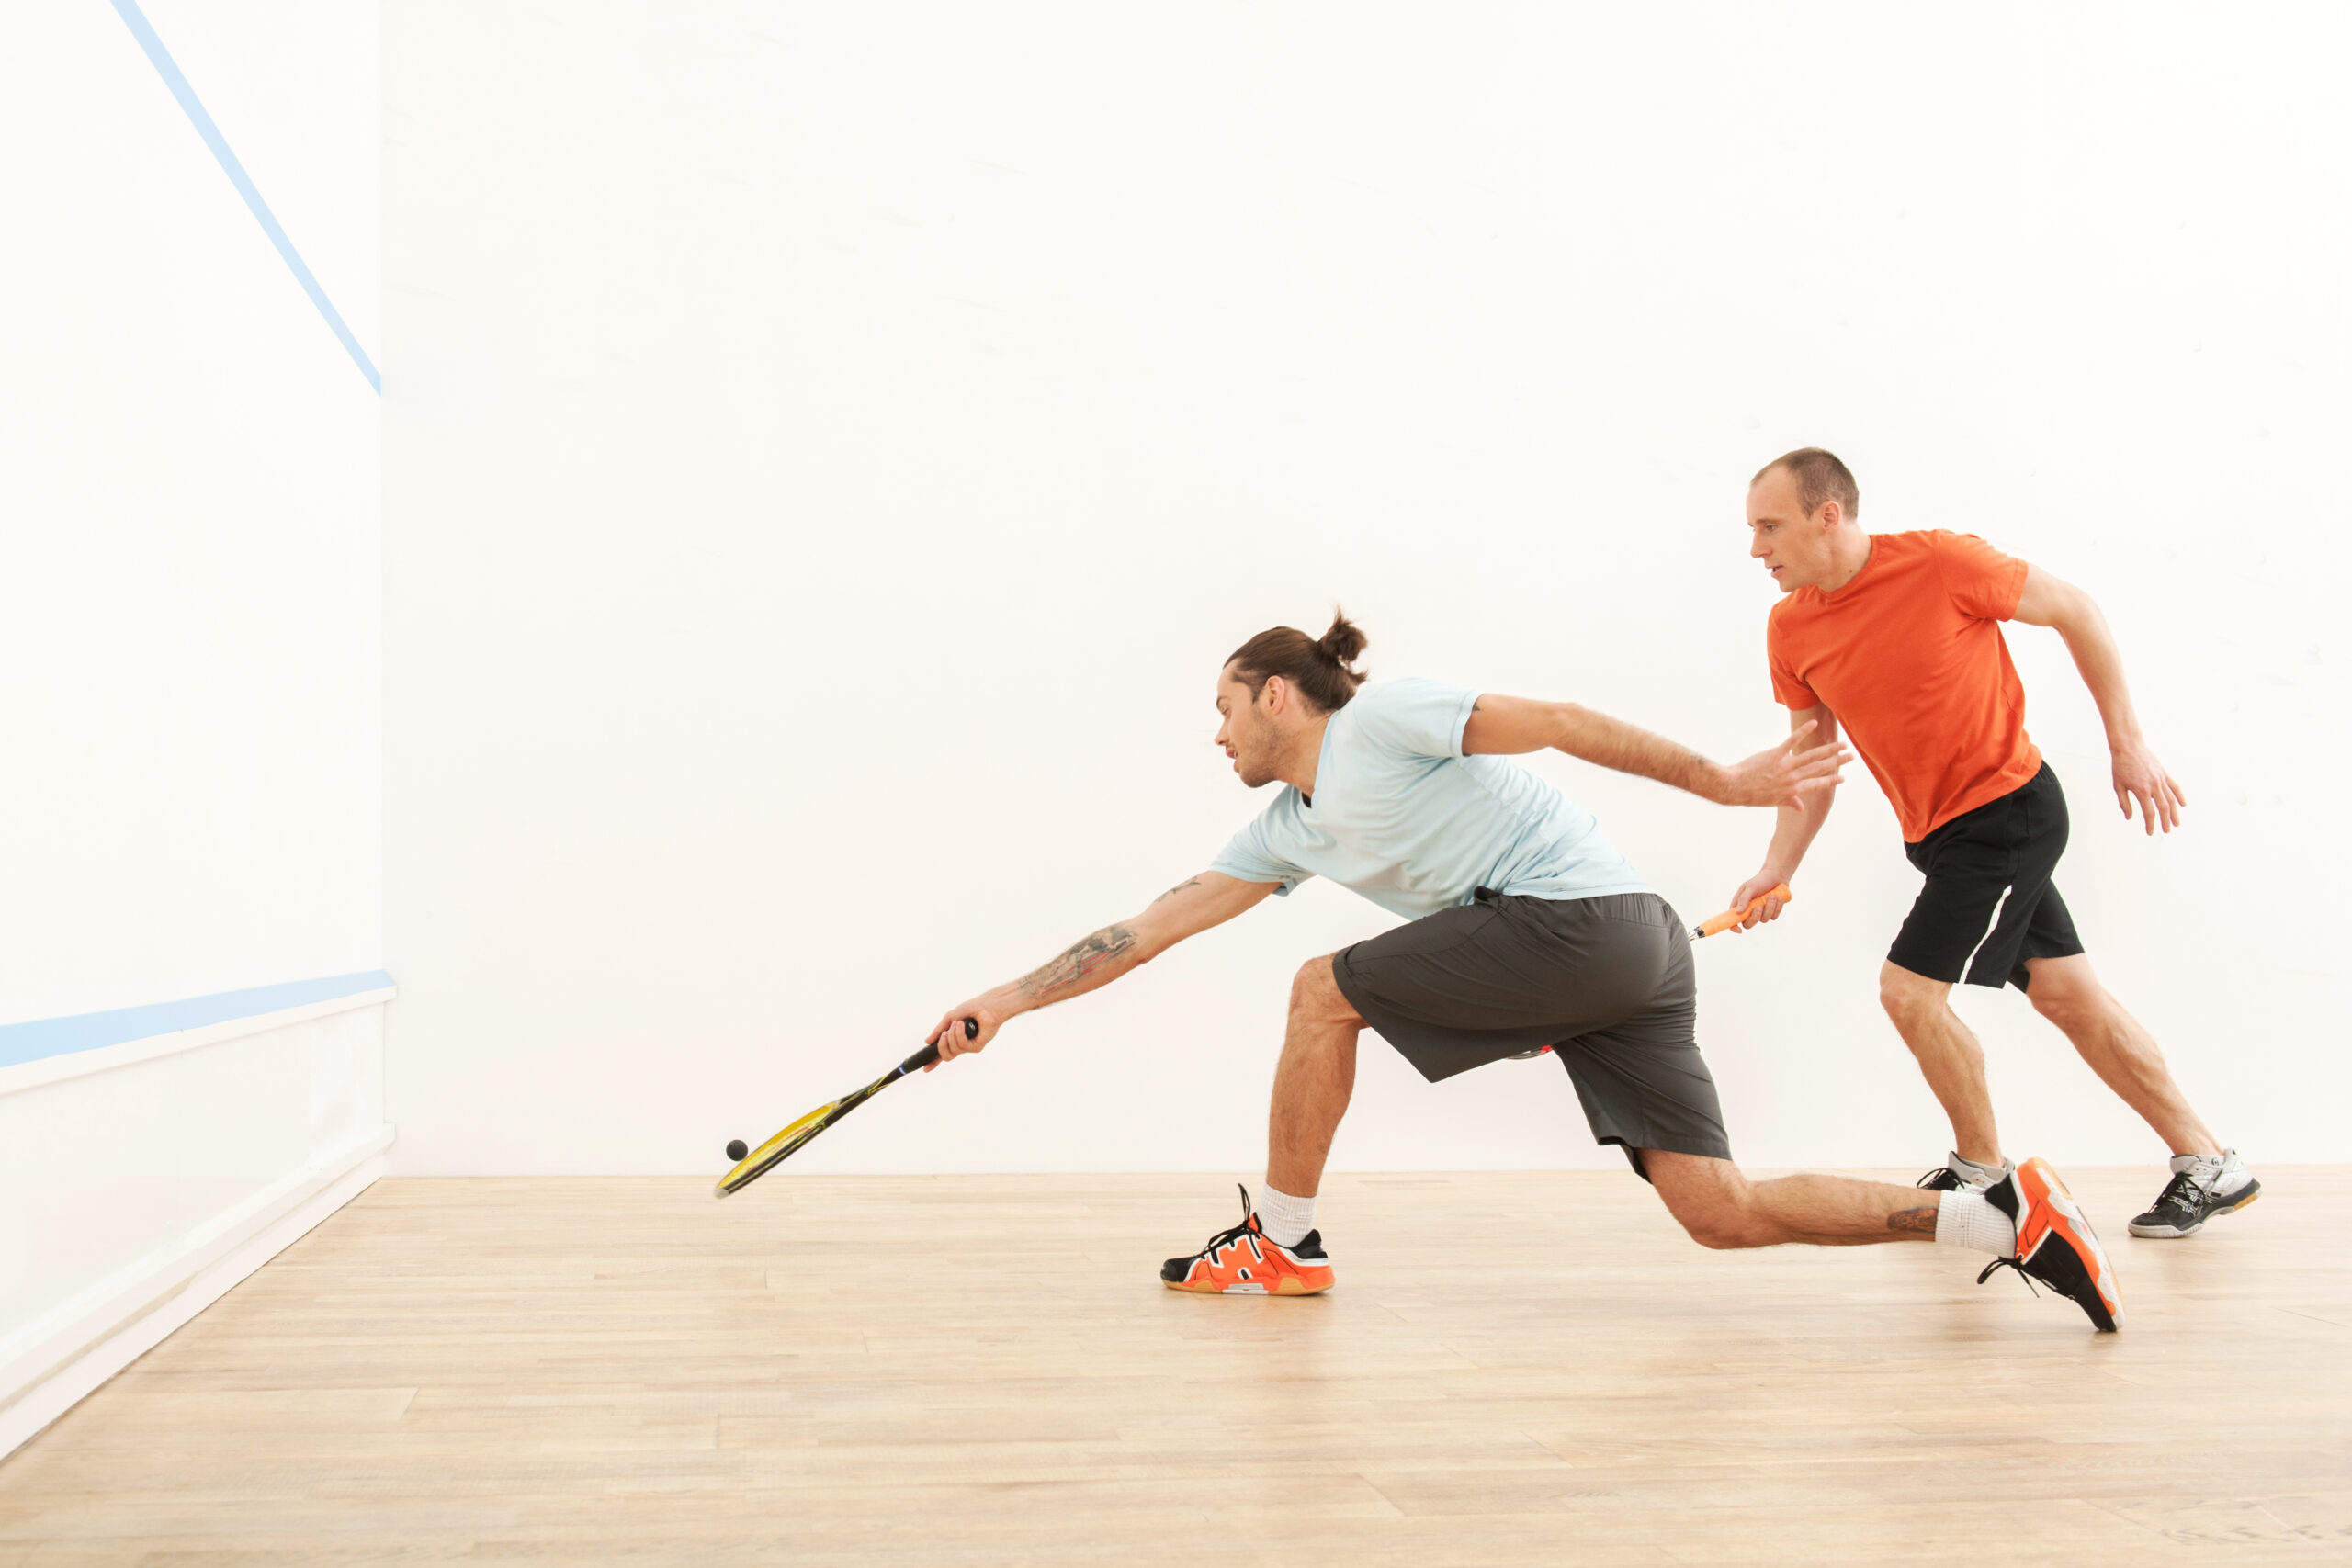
left=899, top=1016, right=978, bottom=1076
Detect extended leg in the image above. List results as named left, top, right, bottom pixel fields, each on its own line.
left=1642, top=1149, right=1943, bottom=1248
left=2022, top=953, right=2220, bottom=1156
left=1642, top=1149, right=2124, bottom=1330
left=1879, top=960, right=2004, bottom=1168
left=1265, top=954, right=1364, bottom=1197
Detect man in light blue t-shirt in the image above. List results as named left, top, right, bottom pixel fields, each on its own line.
left=917, top=615, right=2127, bottom=1332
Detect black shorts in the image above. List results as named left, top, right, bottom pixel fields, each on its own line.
left=1329, top=890, right=1731, bottom=1179
left=1891, top=762, right=2086, bottom=991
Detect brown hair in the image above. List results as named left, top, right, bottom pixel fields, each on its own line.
left=1753, top=447, right=1860, bottom=521
left=1225, top=611, right=1369, bottom=713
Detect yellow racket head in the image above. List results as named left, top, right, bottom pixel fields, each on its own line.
left=714, top=1100, right=838, bottom=1196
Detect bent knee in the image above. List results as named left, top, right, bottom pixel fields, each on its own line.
left=2024, top=972, right=2101, bottom=1029
left=2028, top=987, right=2091, bottom=1031
left=1679, top=1213, right=1760, bottom=1250
left=1288, top=956, right=1360, bottom=1022
left=1879, top=968, right=1947, bottom=1028
left=1648, top=1156, right=1765, bottom=1250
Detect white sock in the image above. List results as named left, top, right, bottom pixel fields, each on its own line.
left=1255, top=1184, right=1317, bottom=1247
left=1935, top=1190, right=2017, bottom=1258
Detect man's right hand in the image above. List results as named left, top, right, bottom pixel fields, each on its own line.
left=922, top=1000, right=1010, bottom=1068
left=1725, top=872, right=1794, bottom=931
left=1716, top=720, right=1851, bottom=807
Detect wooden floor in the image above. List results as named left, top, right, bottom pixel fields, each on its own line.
left=2, top=1169, right=2346, bottom=1566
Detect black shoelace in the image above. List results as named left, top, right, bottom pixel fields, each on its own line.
left=2151, top=1170, right=2205, bottom=1216
left=1975, top=1255, right=2041, bottom=1298
left=1186, top=1183, right=1266, bottom=1265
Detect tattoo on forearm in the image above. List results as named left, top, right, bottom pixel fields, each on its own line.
left=1148, top=876, right=1203, bottom=907
left=1018, top=925, right=1139, bottom=1000
left=1887, top=1205, right=1939, bottom=1235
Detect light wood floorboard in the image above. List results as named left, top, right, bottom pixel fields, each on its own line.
left=2, top=1168, right=2346, bottom=1565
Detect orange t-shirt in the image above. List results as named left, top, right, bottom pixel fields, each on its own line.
left=1767, top=529, right=2042, bottom=843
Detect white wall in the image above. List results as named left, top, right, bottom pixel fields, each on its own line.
left=0, top=0, right=384, bottom=1452
left=0, top=0, right=381, bottom=1021
left=384, top=2, right=2349, bottom=1176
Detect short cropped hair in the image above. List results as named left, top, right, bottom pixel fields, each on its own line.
left=1753, top=447, right=1860, bottom=521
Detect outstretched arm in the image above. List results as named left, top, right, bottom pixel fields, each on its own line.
left=922, top=872, right=1278, bottom=1064
left=2013, top=565, right=2185, bottom=834
left=1462, top=694, right=1849, bottom=807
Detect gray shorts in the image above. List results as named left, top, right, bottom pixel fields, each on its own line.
left=1329, top=889, right=1731, bottom=1178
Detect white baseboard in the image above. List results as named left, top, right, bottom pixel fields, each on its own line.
left=0, top=1122, right=396, bottom=1461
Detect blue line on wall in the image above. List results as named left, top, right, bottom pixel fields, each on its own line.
left=0, top=971, right=395, bottom=1071
left=105, top=0, right=382, bottom=395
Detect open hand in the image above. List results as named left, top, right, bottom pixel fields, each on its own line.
left=1718, top=721, right=1852, bottom=808
left=2112, top=739, right=2186, bottom=835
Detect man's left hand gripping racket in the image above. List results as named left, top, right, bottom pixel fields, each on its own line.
left=714, top=1018, right=977, bottom=1199
left=1692, top=884, right=1793, bottom=939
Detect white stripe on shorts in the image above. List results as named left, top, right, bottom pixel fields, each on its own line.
left=1960, top=883, right=2016, bottom=984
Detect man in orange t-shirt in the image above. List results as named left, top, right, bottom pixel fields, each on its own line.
left=1728, top=448, right=2256, bottom=1241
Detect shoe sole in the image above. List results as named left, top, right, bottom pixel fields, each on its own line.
left=2018, top=1157, right=2124, bottom=1332
left=1162, top=1276, right=1333, bottom=1296
left=2127, top=1184, right=2262, bottom=1239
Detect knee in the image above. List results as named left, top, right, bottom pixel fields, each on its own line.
left=1288, top=956, right=1357, bottom=1025
left=1679, top=1210, right=1758, bottom=1251
left=2025, top=970, right=2100, bottom=1032
left=1654, top=1165, right=1765, bottom=1250
left=1878, top=969, right=1942, bottom=1032
left=2028, top=986, right=2090, bottom=1032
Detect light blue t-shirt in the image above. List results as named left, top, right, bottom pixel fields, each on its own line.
left=1209, top=678, right=1651, bottom=921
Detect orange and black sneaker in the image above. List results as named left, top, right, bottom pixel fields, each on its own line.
left=1160, top=1185, right=1336, bottom=1296
left=1980, top=1156, right=2124, bottom=1332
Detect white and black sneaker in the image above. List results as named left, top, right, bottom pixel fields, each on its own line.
left=1916, top=1151, right=2007, bottom=1193
left=2129, top=1151, right=2260, bottom=1238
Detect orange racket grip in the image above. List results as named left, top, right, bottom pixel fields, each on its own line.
left=1694, top=884, right=1793, bottom=938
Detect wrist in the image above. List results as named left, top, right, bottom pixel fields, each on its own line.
left=1706, top=760, right=1736, bottom=804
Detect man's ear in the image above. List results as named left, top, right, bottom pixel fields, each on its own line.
left=1260, top=675, right=1287, bottom=716
left=1817, top=501, right=1844, bottom=532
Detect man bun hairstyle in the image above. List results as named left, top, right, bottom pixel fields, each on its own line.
left=1226, top=610, right=1369, bottom=713
left=1754, top=446, right=1860, bottom=521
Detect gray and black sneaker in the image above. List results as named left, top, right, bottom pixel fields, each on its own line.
left=1917, top=1151, right=2007, bottom=1193
left=2129, top=1151, right=2260, bottom=1238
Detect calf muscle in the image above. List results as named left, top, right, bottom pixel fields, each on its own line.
left=1644, top=1150, right=1939, bottom=1249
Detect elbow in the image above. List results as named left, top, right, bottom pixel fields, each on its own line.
left=1549, top=701, right=1592, bottom=750
left=2052, top=587, right=2102, bottom=638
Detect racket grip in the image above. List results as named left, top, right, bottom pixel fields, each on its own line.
left=1696, top=883, right=1793, bottom=938
left=899, top=1017, right=978, bottom=1076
